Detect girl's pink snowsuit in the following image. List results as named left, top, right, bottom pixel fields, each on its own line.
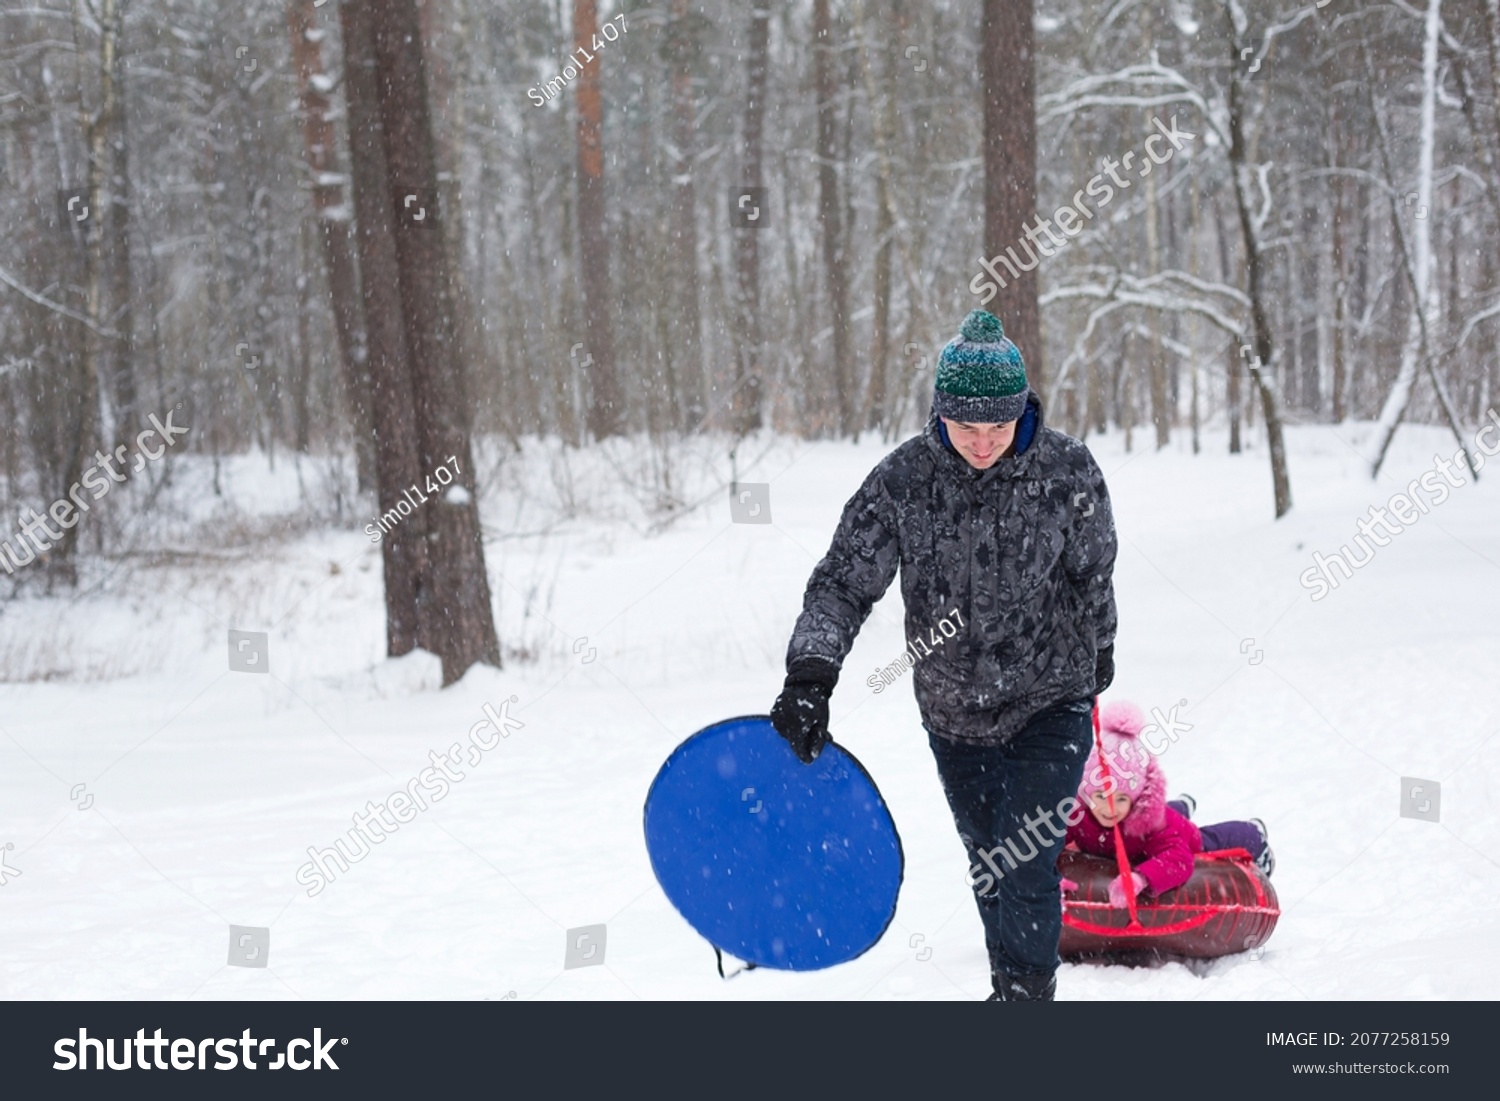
left=1066, top=806, right=1204, bottom=896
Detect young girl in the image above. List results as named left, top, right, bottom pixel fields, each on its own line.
left=1066, top=700, right=1273, bottom=907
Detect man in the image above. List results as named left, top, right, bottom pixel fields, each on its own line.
left=770, top=310, right=1117, bottom=1001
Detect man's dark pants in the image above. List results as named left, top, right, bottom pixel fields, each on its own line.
left=927, top=698, right=1094, bottom=983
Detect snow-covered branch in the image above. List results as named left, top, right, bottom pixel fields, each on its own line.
left=1038, top=60, right=1229, bottom=147
left=0, top=263, right=121, bottom=337
left=1041, top=267, right=1252, bottom=393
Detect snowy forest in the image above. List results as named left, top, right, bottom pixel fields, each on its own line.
left=1, top=0, right=1497, bottom=1003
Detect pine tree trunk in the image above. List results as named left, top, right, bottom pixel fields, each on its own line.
left=339, top=0, right=428, bottom=659
left=1331, top=96, right=1348, bottom=422
left=854, top=0, right=898, bottom=434
left=52, top=0, right=110, bottom=584
left=99, top=0, right=135, bottom=442
left=814, top=0, right=854, bottom=434
left=732, top=1, right=770, bottom=436
left=1141, top=8, right=1169, bottom=448
left=981, top=0, right=1044, bottom=401
left=289, top=0, right=373, bottom=490
left=1188, top=163, right=1202, bottom=454
left=573, top=0, right=623, bottom=439
left=420, top=0, right=490, bottom=447
left=1486, top=1, right=1500, bottom=169
left=368, top=0, right=502, bottom=683
left=668, top=0, right=704, bottom=431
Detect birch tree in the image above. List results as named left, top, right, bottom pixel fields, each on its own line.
left=1368, top=0, right=1477, bottom=480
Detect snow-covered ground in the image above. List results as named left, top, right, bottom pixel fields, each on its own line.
left=2, top=416, right=1497, bottom=1000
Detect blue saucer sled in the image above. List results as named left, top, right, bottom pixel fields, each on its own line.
left=643, top=716, right=904, bottom=972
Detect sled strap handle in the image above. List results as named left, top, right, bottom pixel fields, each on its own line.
left=714, top=945, right=758, bottom=980
left=1093, top=698, right=1142, bottom=928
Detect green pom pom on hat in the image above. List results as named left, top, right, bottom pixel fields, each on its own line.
left=933, top=310, right=1029, bottom=423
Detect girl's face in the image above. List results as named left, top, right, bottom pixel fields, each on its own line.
left=1088, top=791, right=1132, bottom=827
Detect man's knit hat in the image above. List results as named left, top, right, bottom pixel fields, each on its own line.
left=933, top=310, right=1029, bottom=423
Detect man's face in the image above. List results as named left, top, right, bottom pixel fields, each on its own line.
left=941, top=417, right=1018, bottom=470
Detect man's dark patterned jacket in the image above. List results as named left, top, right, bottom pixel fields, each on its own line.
left=784, top=395, right=1117, bottom=745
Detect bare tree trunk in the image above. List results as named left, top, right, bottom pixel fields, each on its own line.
left=982, top=0, right=1043, bottom=400
left=289, top=0, right=373, bottom=490
left=52, top=0, right=110, bottom=584
left=732, top=1, right=770, bottom=436
left=1331, top=95, right=1349, bottom=422
left=421, top=0, right=491, bottom=446
left=1142, top=8, right=1169, bottom=448
left=1486, top=1, right=1500, bottom=169
left=1144, top=177, right=1169, bottom=448
left=814, top=0, right=854, bottom=434
left=667, top=0, right=704, bottom=431
left=294, top=221, right=313, bottom=453
left=368, top=0, right=502, bottom=683
left=573, top=0, right=623, bottom=439
left=1089, top=356, right=1106, bottom=436
left=868, top=169, right=893, bottom=433
left=1190, top=357, right=1201, bottom=454
left=339, top=0, right=428, bottom=658
left=779, top=143, right=810, bottom=431
left=1225, top=4, right=1292, bottom=516
left=1188, top=160, right=1202, bottom=454
left=98, top=0, right=135, bottom=443
left=855, top=0, right=898, bottom=434
left=1366, top=17, right=1426, bottom=471
left=1211, top=193, right=1242, bottom=453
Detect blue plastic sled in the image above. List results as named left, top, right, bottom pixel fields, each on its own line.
left=643, top=715, right=904, bottom=972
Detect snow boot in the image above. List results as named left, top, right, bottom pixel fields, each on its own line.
left=1250, top=818, right=1275, bottom=878
left=988, top=970, right=1056, bottom=1002
left=1172, top=793, right=1197, bottom=820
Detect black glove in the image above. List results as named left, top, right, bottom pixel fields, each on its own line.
left=1094, top=645, right=1115, bottom=696
left=770, top=661, right=837, bottom=764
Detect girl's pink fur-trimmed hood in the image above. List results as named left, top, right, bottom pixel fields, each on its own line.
left=1078, top=700, right=1168, bottom=837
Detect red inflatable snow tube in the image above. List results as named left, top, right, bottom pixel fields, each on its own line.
left=1059, top=848, right=1279, bottom=959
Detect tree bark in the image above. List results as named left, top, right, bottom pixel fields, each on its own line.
left=981, top=0, right=1044, bottom=400
left=52, top=0, right=110, bottom=583
left=420, top=0, right=491, bottom=447
left=1225, top=5, right=1292, bottom=516
left=367, top=0, right=502, bottom=683
left=573, top=0, right=623, bottom=439
left=1210, top=193, right=1242, bottom=453
left=1366, top=0, right=1471, bottom=478
left=854, top=0, right=899, bottom=434
left=1486, top=1, right=1500, bottom=177
left=732, top=0, right=770, bottom=436
left=1330, top=94, right=1348, bottom=423
left=667, top=0, right=705, bottom=431
left=1141, top=7, right=1169, bottom=448
left=289, top=0, right=374, bottom=490
left=814, top=0, right=854, bottom=434
left=98, top=0, right=135, bottom=443
left=339, top=0, right=427, bottom=659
